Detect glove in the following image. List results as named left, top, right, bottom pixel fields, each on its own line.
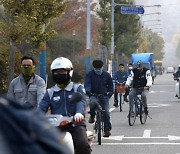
left=74, top=113, right=84, bottom=123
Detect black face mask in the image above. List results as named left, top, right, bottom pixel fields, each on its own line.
left=52, top=74, right=70, bottom=84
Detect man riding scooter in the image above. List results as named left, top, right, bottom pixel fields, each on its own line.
left=38, top=57, right=91, bottom=154
left=173, top=65, right=180, bottom=98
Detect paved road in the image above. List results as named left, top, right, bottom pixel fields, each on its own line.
left=86, top=73, right=180, bottom=154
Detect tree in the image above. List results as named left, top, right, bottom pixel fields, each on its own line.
left=97, top=0, right=111, bottom=49
left=143, top=28, right=165, bottom=60
left=0, top=0, right=67, bottom=86
left=114, top=0, right=140, bottom=58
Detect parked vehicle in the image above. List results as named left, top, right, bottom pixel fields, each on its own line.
left=167, top=66, right=175, bottom=73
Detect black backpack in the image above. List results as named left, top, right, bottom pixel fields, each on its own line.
left=0, top=97, right=71, bottom=154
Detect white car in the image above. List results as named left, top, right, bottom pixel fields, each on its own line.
left=166, top=67, right=175, bottom=73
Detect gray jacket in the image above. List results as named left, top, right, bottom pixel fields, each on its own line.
left=7, top=74, right=46, bottom=108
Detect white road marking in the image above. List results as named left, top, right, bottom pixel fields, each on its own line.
left=148, top=103, right=171, bottom=108
left=143, top=130, right=151, bottom=138
left=93, top=142, right=180, bottom=145
left=150, top=90, right=170, bottom=93
left=109, top=108, right=115, bottom=112
left=102, top=135, right=180, bottom=141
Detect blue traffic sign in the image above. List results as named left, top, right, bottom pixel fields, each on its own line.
left=121, top=6, right=144, bottom=14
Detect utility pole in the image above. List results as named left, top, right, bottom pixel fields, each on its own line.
left=86, top=0, right=91, bottom=74
left=39, top=24, right=46, bottom=82
left=110, top=1, right=144, bottom=75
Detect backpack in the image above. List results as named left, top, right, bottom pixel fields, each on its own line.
left=0, top=97, right=71, bottom=154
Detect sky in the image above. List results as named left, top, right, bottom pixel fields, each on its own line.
left=135, top=0, right=180, bottom=42
left=135, top=0, right=180, bottom=67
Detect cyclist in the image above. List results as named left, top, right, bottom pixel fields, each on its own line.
left=127, top=63, right=133, bottom=75
left=38, top=57, right=91, bottom=154
left=173, top=65, right=180, bottom=97
left=84, top=60, right=113, bottom=137
left=112, top=63, right=129, bottom=107
left=125, top=61, right=152, bottom=115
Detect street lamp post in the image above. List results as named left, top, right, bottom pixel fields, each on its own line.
left=111, top=1, right=143, bottom=75
left=86, top=0, right=91, bottom=74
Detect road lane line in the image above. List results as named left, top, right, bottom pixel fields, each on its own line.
left=143, top=130, right=151, bottom=138
left=109, top=108, right=115, bottom=112
left=93, top=142, right=180, bottom=145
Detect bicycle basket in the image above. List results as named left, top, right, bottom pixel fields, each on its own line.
left=116, top=85, right=126, bottom=93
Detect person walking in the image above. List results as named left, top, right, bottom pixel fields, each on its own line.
left=7, top=56, right=46, bottom=108
left=84, top=59, right=113, bottom=137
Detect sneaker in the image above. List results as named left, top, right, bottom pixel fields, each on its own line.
left=113, top=103, right=119, bottom=107
left=88, top=116, right=95, bottom=123
left=144, top=107, right=148, bottom=115
left=103, top=130, right=111, bottom=137
left=124, top=96, right=129, bottom=102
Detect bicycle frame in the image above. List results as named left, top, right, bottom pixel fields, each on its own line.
left=92, top=94, right=104, bottom=145
left=128, top=88, right=147, bottom=126
left=115, top=82, right=126, bottom=112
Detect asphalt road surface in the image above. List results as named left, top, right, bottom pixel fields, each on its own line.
left=86, top=72, right=180, bottom=154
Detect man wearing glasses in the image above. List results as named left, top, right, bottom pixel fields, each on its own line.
left=7, top=56, right=46, bottom=108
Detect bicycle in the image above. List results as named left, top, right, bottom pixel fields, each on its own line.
left=91, top=94, right=105, bottom=145
left=128, top=87, right=148, bottom=126
left=115, top=81, right=126, bottom=112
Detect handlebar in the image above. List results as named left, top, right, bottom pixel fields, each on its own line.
left=90, top=93, right=105, bottom=98
left=113, top=80, right=126, bottom=85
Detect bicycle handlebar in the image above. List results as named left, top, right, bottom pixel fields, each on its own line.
left=114, top=80, right=126, bottom=85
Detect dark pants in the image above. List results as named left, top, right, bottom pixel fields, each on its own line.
left=68, top=125, right=91, bottom=154
left=89, top=95, right=112, bottom=131
left=129, top=88, right=149, bottom=110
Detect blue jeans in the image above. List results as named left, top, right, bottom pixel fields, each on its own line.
left=89, top=95, right=111, bottom=131
left=129, top=88, right=149, bottom=109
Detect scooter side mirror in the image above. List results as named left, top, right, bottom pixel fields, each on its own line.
left=69, top=92, right=83, bottom=104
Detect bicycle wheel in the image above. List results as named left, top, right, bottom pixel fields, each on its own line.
left=128, top=101, right=137, bottom=126
left=140, top=103, right=147, bottom=124
left=96, top=110, right=102, bottom=145
left=119, top=94, right=122, bottom=112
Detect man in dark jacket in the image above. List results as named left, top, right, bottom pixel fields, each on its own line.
left=125, top=61, right=152, bottom=115
left=84, top=60, right=113, bottom=137
left=173, top=65, right=180, bottom=79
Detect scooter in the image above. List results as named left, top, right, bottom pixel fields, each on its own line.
left=46, top=92, right=95, bottom=154
left=174, top=76, right=180, bottom=99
